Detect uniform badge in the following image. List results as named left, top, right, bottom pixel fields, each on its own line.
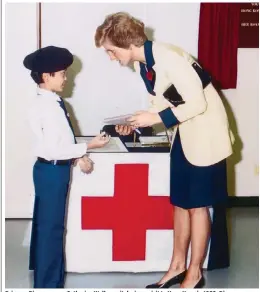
left=146, top=70, right=153, bottom=81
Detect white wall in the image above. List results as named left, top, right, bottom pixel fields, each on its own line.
left=41, top=3, right=200, bottom=135
left=0, top=1, right=2, bottom=226
left=5, top=3, right=37, bottom=217
left=5, top=3, right=259, bottom=218
left=224, top=49, right=259, bottom=197
left=144, top=3, right=200, bottom=58
left=41, top=3, right=148, bottom=135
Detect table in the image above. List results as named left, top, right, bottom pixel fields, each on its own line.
left=64, top=136, right=229, bottom=272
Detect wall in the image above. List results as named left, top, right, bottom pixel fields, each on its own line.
left=5, top=3, right=37, bottom=217
left=40, top=3, right=200, bottom=135
left=224, top=49, right=259, bottom=197
left=5, top=3, right=258, bottom=218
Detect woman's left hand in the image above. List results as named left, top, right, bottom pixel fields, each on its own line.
left=128, top=111, right=161, bottom=127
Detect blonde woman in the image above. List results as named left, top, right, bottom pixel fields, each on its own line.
left=95, top=12, right=234, bottom=289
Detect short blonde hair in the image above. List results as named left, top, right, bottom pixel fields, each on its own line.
left=95, top=12, right=147, bottom=49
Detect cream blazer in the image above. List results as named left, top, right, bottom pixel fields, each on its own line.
left=134, top=42, right=234, bottom=166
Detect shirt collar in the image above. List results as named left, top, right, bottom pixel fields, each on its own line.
left=36, top=87, right=61, bottom=101
left=143, top=40, right=155, bottom=69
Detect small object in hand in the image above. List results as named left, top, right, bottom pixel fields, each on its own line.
left=134, top=128, right=141, bottom=135
left=100, top=130, right=109, bottom=136
left=133, top=131, right=137, bottom=147
left=100, top=131, right=111, bottom=141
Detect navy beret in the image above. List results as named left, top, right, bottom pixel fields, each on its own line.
left=23, top=46, right=74, bottom=73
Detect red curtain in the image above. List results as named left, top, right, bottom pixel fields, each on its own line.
left=198, top=3, right=241, bottom=89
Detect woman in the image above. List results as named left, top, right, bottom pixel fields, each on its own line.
left=95, top=12, right=234, bottom=289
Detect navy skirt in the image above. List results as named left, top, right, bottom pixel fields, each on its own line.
left=170, top=129, right=228, bottom=209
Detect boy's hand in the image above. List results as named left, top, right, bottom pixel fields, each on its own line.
left=87, top=132, right=110, bottom=150
left=78, top=155, right=94, bottom=174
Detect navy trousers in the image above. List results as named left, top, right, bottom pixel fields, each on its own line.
left=29, top=160, right=71, bottom=288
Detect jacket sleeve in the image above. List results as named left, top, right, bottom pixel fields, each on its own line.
left=158, top=50, right=207, bottom=129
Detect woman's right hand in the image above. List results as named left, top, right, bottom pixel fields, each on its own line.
left=87, top=132, right=110, bottom=149
left=115, top=125, right=134, bottom=136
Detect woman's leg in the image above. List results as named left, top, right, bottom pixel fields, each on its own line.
left=180, top=207, right=211, bottom=288
left=159, top=206, right=190, bottom=283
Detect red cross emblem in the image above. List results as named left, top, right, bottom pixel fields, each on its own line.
left=81, top=164, right=173, bottom=261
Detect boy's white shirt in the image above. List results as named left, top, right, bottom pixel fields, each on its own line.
left=27, top=87, right=87, bottom=161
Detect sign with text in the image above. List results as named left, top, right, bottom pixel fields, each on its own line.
left=239, top=2, right=259, bottom=48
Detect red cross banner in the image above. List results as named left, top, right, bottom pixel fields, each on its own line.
left=62, top=153, right=229, bottom=272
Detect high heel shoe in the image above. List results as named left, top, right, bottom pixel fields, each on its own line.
left=194, top=275, right=205, bottom=288
left=146, top=270, right=186, bottom=288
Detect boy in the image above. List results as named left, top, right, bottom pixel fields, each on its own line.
left=24, top=45, right=110, bottom=288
